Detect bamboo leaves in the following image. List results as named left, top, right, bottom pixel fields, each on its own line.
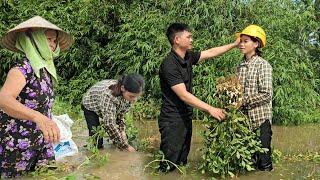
left=0, top=0, right=318, bottom=124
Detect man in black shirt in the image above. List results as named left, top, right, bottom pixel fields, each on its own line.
left=159, top=23, right=239, bottom=172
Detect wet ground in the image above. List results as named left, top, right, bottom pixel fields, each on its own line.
left=136, top=121, right=320, bottom=180
left=46, top=120, right=319, bottom=180
left=21, top=120, right=320, bottom=179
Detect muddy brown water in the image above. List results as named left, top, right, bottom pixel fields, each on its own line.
left=19, top=120, right=320, bottom=179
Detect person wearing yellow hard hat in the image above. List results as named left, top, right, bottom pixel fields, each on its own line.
left=236, top=25, right=273, bottom=171
left=0, top=16, right=73, bottom=177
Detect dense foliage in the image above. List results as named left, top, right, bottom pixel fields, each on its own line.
left=0, top=0, right=319, bottom=124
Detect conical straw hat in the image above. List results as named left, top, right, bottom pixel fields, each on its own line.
left=1, top=16, right=74, bottom=52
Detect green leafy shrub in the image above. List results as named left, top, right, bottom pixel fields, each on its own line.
left=131, top=99, right=160, bottom=121
left=0, top=0, right=319, bottom=124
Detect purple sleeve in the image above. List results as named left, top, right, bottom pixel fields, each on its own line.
left=12, top=60, right=33, bottom=81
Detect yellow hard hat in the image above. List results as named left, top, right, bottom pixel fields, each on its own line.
left=236, top=25, right=266, bottom=48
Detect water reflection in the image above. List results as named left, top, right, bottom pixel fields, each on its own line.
left=136, top=121, right=320, bottom=179
left=20, top=120, right=320, bottom=179
left=137, top=121, right=320, bottom=155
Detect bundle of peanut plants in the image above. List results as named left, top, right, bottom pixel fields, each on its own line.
left=199, top=75, right=267, bottom=178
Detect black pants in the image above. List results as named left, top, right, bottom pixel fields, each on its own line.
left=81, top=105, right=103, bottom=148
left=254, top=120, right=273, bottom=170
left=158, top=115, right=192, bottom=171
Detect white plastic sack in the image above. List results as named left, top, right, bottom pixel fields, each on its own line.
left=53, top=140, right=78, bottom=160
left=53, top=114, right=74, bottom=140
left=52, top=114, right=78, bottom=160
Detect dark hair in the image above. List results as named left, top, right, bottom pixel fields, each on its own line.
left=166, top=23, right=190, bottom=46
left=249, top=36, right=263, bottom=57
left=109, top=74, right=145, bottom=96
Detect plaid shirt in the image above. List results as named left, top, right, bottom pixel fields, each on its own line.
left=82, top=80, right=132, bottom=150
left=237, top=55, right=273, bottom=130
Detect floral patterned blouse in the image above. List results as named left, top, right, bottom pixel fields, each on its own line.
left=0, top=58, right=55, bottom=178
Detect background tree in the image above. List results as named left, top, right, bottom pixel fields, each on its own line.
left=0, top=0, right=319, bottom=124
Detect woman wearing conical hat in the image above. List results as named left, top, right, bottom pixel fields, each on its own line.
left=0, top=16, right=73, bottom=177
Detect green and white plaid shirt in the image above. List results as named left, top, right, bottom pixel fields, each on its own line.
left=237, top=55, right=273, bottom=130
left=82, top=80, right=132, bottom=150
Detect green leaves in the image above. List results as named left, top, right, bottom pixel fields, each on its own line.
left=0, top=0, right=318, bottom=124
left=200, top=75, right=266, bottom=177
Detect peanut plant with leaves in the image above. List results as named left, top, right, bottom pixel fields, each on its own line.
left=199, top=75, right=267, bottom=178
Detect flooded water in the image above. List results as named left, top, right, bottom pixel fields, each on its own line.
left=21, top=120, right=320, bottom=179
left=135, top=121, right=320, bottom=179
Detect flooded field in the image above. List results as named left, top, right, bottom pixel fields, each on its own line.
left=19, top=120, right=320, bottom=179
left=135, top=121, right=320, bottom=179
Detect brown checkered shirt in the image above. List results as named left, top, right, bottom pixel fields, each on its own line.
left=237, top=55, right=273, bottom=130
left=82, top=80, right=132, bottom=150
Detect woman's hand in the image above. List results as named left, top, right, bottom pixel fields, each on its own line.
left=0, top=68, right=60, bottom=143
left=121, top=131, right=135, bottom=152
left=126, top=145, right=136, bottom=152
left=34, top=113, right=60, bottom=143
